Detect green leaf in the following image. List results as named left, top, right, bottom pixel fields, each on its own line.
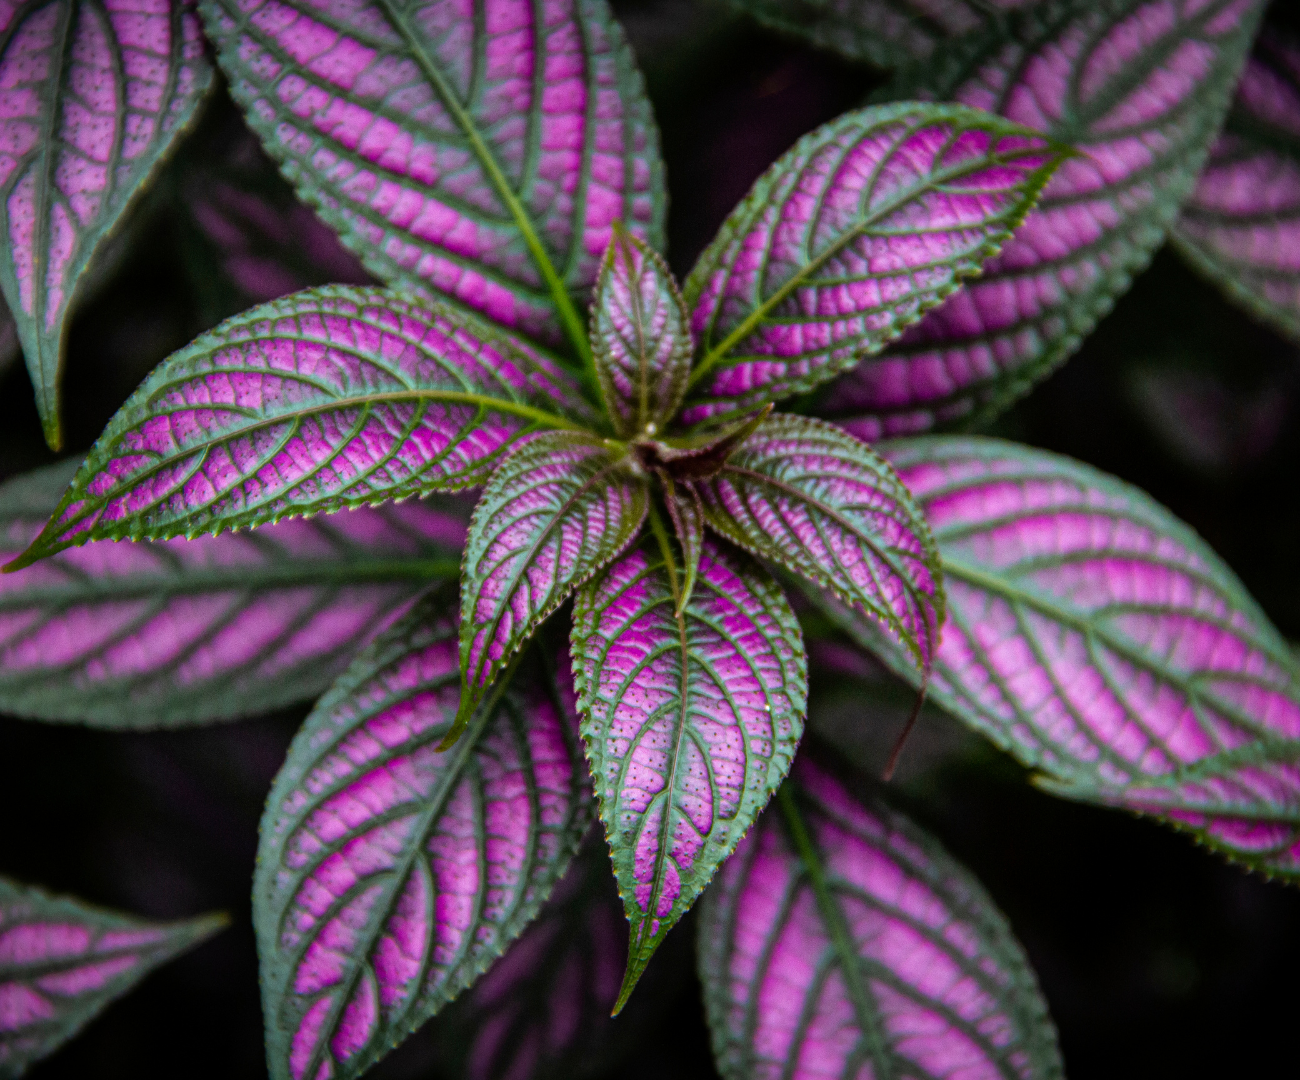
left=659, top=473, right=704, bottom=615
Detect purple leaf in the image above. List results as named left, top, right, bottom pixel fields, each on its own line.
left=698, top=414, right=943, bottom=671
left=680, top=101, right=1065, bottom=427
left=7, top=286, right=594, bottom=571
left=591, top=226, right=691, bottom=438
left=827, top=436, right=1300, bottom=878
left=698, top=756, right=1063, bottom=1080
left=0, top=0, right=214, bottom=451
left=0, top=877, right=225, bottom=1076
left=255, top=595, right=590, bottom=1080
left=0, top=459, right=466, bottom=728
left=820, top=0, right=1266, bottom=438
left=659, top=474, right=704, bottom=615
left=458, top=431, right=648, bottom=737
left=570, top=534, right=807, bottom=1012
left=198, top=0, right=665, bottom=364
left=1173, top=23, right=1300, bottom=343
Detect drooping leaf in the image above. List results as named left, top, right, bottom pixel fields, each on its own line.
left=571, top=533, right=807, bottom=1011
left=458, top=431, right=648, bottom=735
left=1172, top=23, right=1300, bottom=344
left=818, top=0, right=1266, bottom=438
left=7, top=286, right=594, bottom=571
left=698, top=756, right=1064, bottom=1080
left=0, top=877, right=225, bottom=1077
left=0, top=459, right=465, bottom=727
left=591, top=226, right=692, bottom=438
left=198, top=0, right=666, bottom=363
left=824, top=436, right=1300, bottom=878
left=659, top=473, right=704, bottom=614
left=0, top=0, right=214, bottom=451
left=698, top=414, right=943, bottom=671
left=680, top=101, right=1066, bottom=427
left=256, top=596, right=590, bottom=1080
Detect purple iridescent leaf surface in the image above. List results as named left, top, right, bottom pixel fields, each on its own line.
left=698, top=756, right=1063, bottom=1080
left=698, top=414, right=943, bottom=671
left=819, top=0, right=1265, bottom=438
left=198, top=0, right=665, bottom=364
left=590, top=226, right=691, bottom=438
left=1172, top=23, right=1300, bottom=343
left=458, top=431, right=647, bottom=734
left=8, top=285, right=594, bottom=571
left=0, top=877, right=225, bottom=1078
left=256, top=595, right=589, bottom=1080
left=680, top=101, right=1066, bottom=427
left=0, top=459, right=466, bottom=727
left=0, top=0, right=214, bottom=451
left=570, top=534, right=806, bottom=1012
left=819, top=436, right=1300, bottom=878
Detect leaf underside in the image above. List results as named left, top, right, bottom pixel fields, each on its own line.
left=0, top=0, right=215, bottom=450
left=0, top=877, right=224, bottom=1078
left=819, top=0, right=1266, bottom=439
left=698, top=756, right=1064, bottom=1080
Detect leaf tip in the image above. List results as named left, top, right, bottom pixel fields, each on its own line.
left=2, top=544, right=41, bottom=573
left=436, top=694, right=475, bottom=752
left=611, top=954, right=647, bottom=1016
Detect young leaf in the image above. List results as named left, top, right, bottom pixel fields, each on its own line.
left=829, top=436, right=1300, bottom=879
left=1173, top=24, right=1300, bottom=344
left=458, top=432, right=648, bottom=737
left=698, top=756, right=1064, bottom=1080
left=0, top=877, right=225, bottom=1077
left=0, top=0, right=214, bottom=451
left=198, top=0, right=666, bottom=363
left=697, top=414, right=943, bottom=671
left=8, top=286, right=593, bottom=571
left=591, top=227, right=692, bottom=438
left=819, top=0, right=1266, bottom=438
left=659, top=473, right=704, bottom=615
left=0, top=459, right=465, bottom=727
left=680, top=101, right=1066, bottom=427
left=256, top=596, right=590, bottom=1080
left=571, top=534, right=807, bottom=1012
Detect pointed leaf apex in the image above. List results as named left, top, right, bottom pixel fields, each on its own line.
left=437, top=694, right=476, bottom=753
left=612, top=949, right=651, bottom=1016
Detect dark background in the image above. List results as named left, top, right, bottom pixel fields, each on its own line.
left=3, top=0, right=1300, bottom=1076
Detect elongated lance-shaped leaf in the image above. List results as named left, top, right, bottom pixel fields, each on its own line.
left=679, top=102, right=1066, bottom=427
left=571, top=534, right=807, bottom=1012
left=198, top=0, right=666, bottom=366
left=659, top=473, right=704, bottom=615
left=0, top=877, right=225, bottom=1078
left=0, top=0, right=214, bottom=451
left=0, top=459, right=466, bottom=727
left=457, top=432, right=648, bottom=741
left=256, top=596, right=590, bottom=1080
left=1172, top=24, right=1300, bottom=344
left=591, top=226, right=692, bottom=438
left=823, top=436, right=1300, bottom=879
left=698, top=756, right=1064, bottom=1080
left=7, top=286, right=594, bottom=572
left=819, top=0, right=1266, bottom=439
left=698, top=414, right=943, bottom=672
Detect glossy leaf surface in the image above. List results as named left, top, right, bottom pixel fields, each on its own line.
left=699, top=757, right=1063, bottom=1080
left=199, top=0, right=665, bottom=359
left=256, top=597, right=589, bottom=1080
left=0, top=877, right=224, bottom=1077
left=660, top=474, right=704, bottom=614
left=9, top=286, right=592, bottom=570
left=591, top=228, right=691, bottom=438
left=820, top=0, right=1264, bottom=438
left=838, top=436, right=1300, bottom=878
left=698, top=414, right=943, bottom=670
left=681, top=102, right=1064, bottom=426
left=0, top=459, right=465, bottom=727
left=571, top=535, right=806, bottom=1010
left=459, top=431, right=647, bottom=719
left=0, top=0, right=214, bottom=450
left=1173, top=24, right=1300, bottom=343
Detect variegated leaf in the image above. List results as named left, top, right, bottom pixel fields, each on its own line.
left=680, top=101, right=1066, bottom=426
left=659, top=473, right=704, bottom=614
left=256, top=596, right=590, bottom=1080
left=698, top=756, right=1064, bottom=1080
left=820, top=0, right=1265, bottom=438
left=571, top=533, right=807, bottom=1011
